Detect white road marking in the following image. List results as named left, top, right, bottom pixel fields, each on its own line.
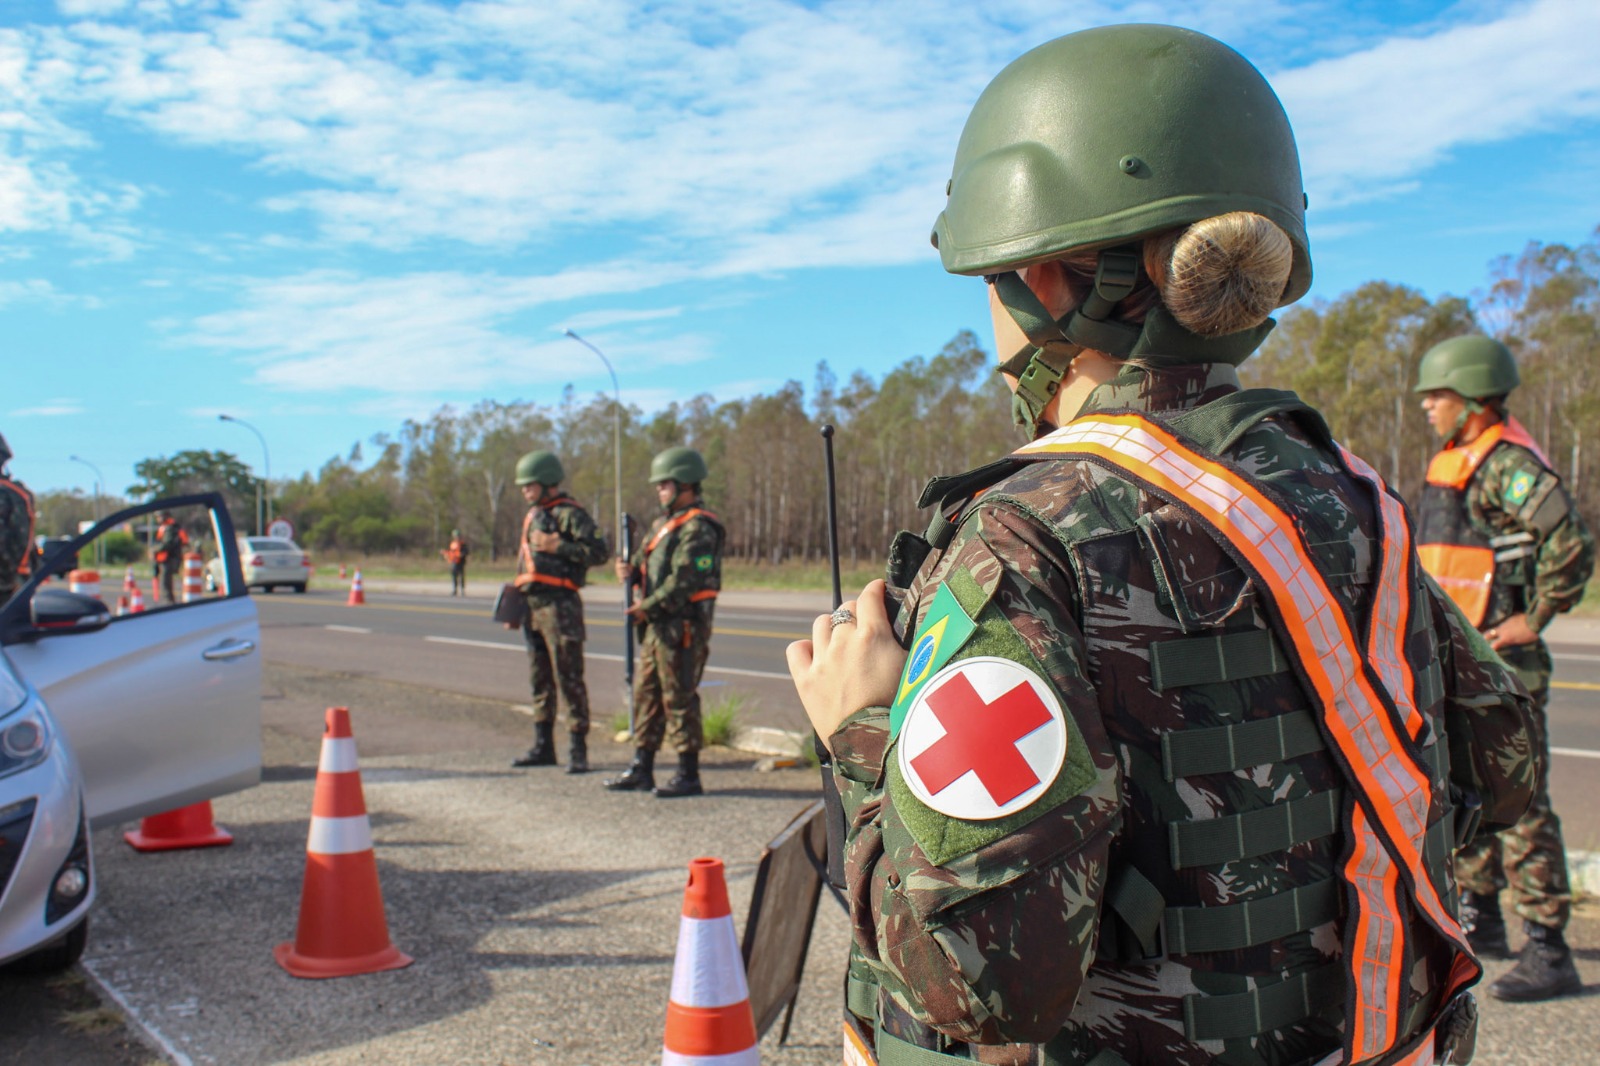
left=425, top=635, right=520, bottom=651
left=1551, top=746, right=1600, bottom=760
left=705, top=664, right=792, bottom=681
left=324, top=624, right=371, bottom=634
left=424, top=635, right=789, bottom=679
left=1554, top=652, right=1600, bottom=663
left=81, top=959, right=195, bottom=1066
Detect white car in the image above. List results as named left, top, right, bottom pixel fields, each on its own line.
left=0, top=493, right=261, bottom=972
left=206, top=536, right=312, bottom=594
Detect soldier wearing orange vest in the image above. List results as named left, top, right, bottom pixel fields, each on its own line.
left=509, top=451, right=609, bottom=773
left=1415, top=334, right=1594, bottom=1002
left=441, top=528, right=470, bottom=595
left=152, top=512, right=189, bottom=605
left=607, top=447, right=723, bottom=799
left=786, top=26, right=1539, bottom=1065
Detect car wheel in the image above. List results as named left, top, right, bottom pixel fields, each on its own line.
left=6, top=917, right=88, bottom=975
left=262, top=585, right=274, bottom=594
left=293, top=583, right=307, bottom=594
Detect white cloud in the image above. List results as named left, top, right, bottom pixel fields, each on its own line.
left=10, top=397, right=85, bottom=416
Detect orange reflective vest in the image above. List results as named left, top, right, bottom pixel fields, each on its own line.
left=444, top=538, right=466, bottom=565
left=1019, top=412, right=1475, bottom=1064
left=153, top=522, right=188, bottom=564
left=1415, top=418, right=1547, bottom=627
left=639, top=506, right=721, bottom=606
left=515, top=497, right=581, bottom=592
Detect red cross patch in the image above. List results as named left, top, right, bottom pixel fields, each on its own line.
left=897, top=656, right=1068, bottom=821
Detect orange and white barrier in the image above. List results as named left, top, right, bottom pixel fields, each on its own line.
left=346, top=569, right=366, bottom=606
left=662, top=857, right=759, bottom=1065
left=182, top=552, right=205, bottom=602
left=274, top=706, right=411, bottom=979
left=68, top=569, right=101, bottom=600
left=124, top=800, right=233, bottom=852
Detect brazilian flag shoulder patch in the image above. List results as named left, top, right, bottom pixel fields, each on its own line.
left=889, top=582, right=978, bottom=738
left=1505, top=470, right=1535, bottom=508
left=694, top=555, right=714, bottom=572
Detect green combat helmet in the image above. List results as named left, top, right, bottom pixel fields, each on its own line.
left=649, top=447, right=708, bottom=486
left=1414, top=335, right=1520, bottom=400
left=514, top=450, right=564, bottom=487
left=934, top=24, right=1311, bottom=432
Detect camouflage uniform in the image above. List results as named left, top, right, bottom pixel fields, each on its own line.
left=628, top=501, right=723, bottom=754
left=1420, top=429, right=1595, bottom=931
left=154, top=519, right=187, bottom=604
left=828, top=364, right=1539, bottom=1063
left=518, top=496, right=609, bottom=736
left=0, top=472, right=35, bottom=605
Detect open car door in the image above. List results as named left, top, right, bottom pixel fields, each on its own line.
left=0, top=493, right=261, bottom=828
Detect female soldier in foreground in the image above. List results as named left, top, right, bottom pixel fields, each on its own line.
left=788, top=25, right=1538, bottom=1066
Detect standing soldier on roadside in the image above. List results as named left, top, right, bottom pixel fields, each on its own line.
left=509, top=451, right=609, bottom=773
left=442, top=528, right=470, bottom=596
left=153, top=511, right=188, bottom=605
left=1415, top=334, right=1595, bottom=1002
left=0, top=432, right=36, bottom=605
left=607, top=447, right=723, bottom=799
left=787, top=26, right=1538, bottom=1064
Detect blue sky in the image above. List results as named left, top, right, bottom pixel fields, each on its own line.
left=3, top=0, right=1598, bottom=497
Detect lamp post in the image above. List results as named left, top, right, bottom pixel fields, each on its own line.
left=67, top=454, right=104, bottom=565
left=562, top=330, right=624, bottom=549
left=218, top=414, right=270, bottom=536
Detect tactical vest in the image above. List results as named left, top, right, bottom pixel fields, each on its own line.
left=446, top=538, right=467, bottom=565
left=863, top=401, right=1470, bottom=1066
left=515, top=497, right=587, bottom=592
left=1415, top=418, right=1549, bottom=628
left=641, top=505, right=723, bottom=609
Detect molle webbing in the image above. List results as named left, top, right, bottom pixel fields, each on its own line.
left=1183, top=962, right=1344, bottom=1042
left=1108, top=865, right=1340, bottom=958
left=1149, top=629, right=1288, bottom=691
left=1169, top=789, right=1343, bottom=869
left=1160, top=709, right=1325, bottom=781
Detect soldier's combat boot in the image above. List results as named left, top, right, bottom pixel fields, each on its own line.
left=605, top=748, right=655, bottom=791
left=1489, top=922, right=1582, bottom=1002
left=565, top=734, right=589, bottom=775
left=654, top=751, right=703, bottom=799
left=1460, top=891, right=1510, bottom=959
left=512, top=722, right=557, bottom=767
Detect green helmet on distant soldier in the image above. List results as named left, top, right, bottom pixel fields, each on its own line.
left=514, top=450, right=565, bottom=487
left=649, top=447, right=708, bottom=487
left=1414, top=335, right=1520, bottom=401
left=935, top=24, right=1311, bottom=433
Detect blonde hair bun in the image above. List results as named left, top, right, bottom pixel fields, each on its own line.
left=1161, top=212, right=1293, bottom=337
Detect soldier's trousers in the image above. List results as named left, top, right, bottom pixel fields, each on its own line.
left=159, top=563, right=179, bottom=604
left=633, top=614, right=711, bottom=755
left=523, top=594, right=589, bottom=736
left=450, top=563, right=466, bottom=595
left=1455, top=639, right=1572, bottom=929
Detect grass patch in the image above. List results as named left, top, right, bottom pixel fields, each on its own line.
left=609, top=710, right=631, bottom=735
left=702, top=691, right=754, bottom=748
left=60, top=1006, right=124, bottom=1035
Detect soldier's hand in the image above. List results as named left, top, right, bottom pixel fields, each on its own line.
left=787, top=579, right=906, bottom=752
left=1485, top=613, right=1537, bottom=650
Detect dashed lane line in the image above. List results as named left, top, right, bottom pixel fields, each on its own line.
left=1552, top=681, right=1600, bottom=691
left=421, top=635, right=791, bottom=680
left=1552, top=747, right=1600, bottom=760
left=288, top=599, right=806, bottom=639
left=323, top=624, right=371, bottom=634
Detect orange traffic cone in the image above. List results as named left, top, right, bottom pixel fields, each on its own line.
left=274, top=707, right=411, bottom=979
left=662, top=858, right=759, bottom=1066
left=346, top=569, right=366, bottom=606
left=338, top=563, right=347, bottom=579
left=124, top=801, right=233, bottom=852
left=128, top=585, right=146, bottom=613
left=123, top=567, right=137, bottom=595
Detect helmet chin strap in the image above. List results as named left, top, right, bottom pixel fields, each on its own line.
left=1450, top=398, right=1487, bottom=445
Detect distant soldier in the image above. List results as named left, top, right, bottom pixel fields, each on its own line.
left=152, top=511, right=189, bottom=605
left=0, top=432, right=36, bottom=605
left=1416, top=334, right=1595, bottom=1001
left=441, top=528, right=470, bottom=595
left=607, top=447, right=724, bottom=799
left=509, top=451, right=609, bottom=773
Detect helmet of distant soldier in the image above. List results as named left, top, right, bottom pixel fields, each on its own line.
left=933, top=24, right=1309, bottom=297
left=1414, top=335, right=1520, bottom=400
left=514, top=450, right=565, bottom=487
left=649, top=447, right=709, bottom=486
left=451, top=528, right=461, bottom=537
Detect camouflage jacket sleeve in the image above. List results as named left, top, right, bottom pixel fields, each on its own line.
left=0, top=482, right=30, bottom=582
left=1478, top=446, right=1595, bottom=632
left=549, top=505, right=610, bottom=571
left=637, top=518, right=720, bottom=621
left=1425, top=572, right=1538, bottom=831
left=827, top=499, right=1122, bottom=1045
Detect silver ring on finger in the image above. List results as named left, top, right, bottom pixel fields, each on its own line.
left=830, top=606, right=856, bottom=629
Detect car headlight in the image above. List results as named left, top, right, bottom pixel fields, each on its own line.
left=0, top=704, right=52, bottom=781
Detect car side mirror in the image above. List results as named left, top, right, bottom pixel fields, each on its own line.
left=28, top=588, right=113, bottom=637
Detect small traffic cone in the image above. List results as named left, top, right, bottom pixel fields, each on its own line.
left=662, top=858, right=759, bottom=1065
left=346, top=569, right=366, bottom=606
left=123, top=567, right=137, bottom=594
left=124, top=801, right=233, bottom=852
left=338, top=563, right=347, bottom=580
left=116, top=592, right=129, bottom=616
left=128, top=585, right=146, bottom=613
left=274, top=707, right=411, bottom=979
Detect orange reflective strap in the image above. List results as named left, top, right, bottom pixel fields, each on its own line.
left=517, top=573, right=578, bottom=592
left=1020, top=414, right=1476, bottom=1061
left=688, top=589, right=718, bottom=603
left=1414, top=544, right=1493, bottom=626
left=645, top=507, right=715, bottom=555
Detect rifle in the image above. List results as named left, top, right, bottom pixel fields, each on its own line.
left=817, top=425, right=848, bottom=903
left=620, top=512, right=637, bottom=736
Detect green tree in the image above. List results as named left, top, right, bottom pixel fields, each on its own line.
left=128, top=450, right=257, bottom=535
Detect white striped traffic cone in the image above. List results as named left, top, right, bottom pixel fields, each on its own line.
left=662, top=857, right=758, bottom=1065
left=273, top=706, right=411, bottom=979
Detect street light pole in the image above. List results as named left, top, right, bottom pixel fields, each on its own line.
left=218, top=414, right=270, bottom=536
left=562, top=330, right=624, bottom=551
left=67, top=454, right=104, bottom=565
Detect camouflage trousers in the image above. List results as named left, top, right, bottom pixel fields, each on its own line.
left=1455, top=639, right=1571, bottom=929
left=523, top=593, right=590, bottom=736
left=632, top=614, right=711, bottom=755
left=159, top=562, right=180, bottom=605
left=450, top=563, right=466, bottom=595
